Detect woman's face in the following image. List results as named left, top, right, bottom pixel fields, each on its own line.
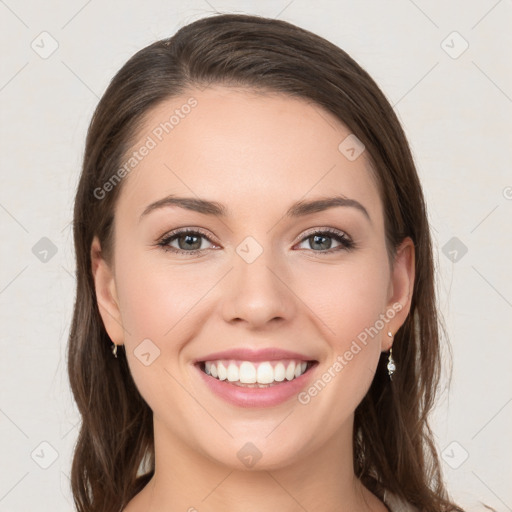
left=92, top=85, right=414, bottom=470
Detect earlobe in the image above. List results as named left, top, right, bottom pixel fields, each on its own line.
left=384, top=237, right=415, bottom=351
left=90, top=236, right=125, bottom=346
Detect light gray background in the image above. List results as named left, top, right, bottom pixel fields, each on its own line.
left=0, top=1, right=511, bottom=511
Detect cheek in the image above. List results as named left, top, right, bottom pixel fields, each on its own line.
left=114, top=253, right=210, bottom=341
left=295, top=254, right=390, bottom=345
left=293, top=254, right=390, bottom=401
left=113, top=254, right=206, bottom=415
left=289, top=259, right=391, bottom=438
left=339, top=267, right=389, bottom=341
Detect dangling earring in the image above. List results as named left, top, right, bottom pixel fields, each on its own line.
left=111, top=343, right=118, bottom=358
left=386, top=331, right=395, bottom=380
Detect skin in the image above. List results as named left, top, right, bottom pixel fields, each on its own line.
left=91, top=85, right=415, bottom=512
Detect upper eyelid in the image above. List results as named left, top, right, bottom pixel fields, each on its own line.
left=161, top=227, right=220, bottom=244
left=298, top=226, right=350, bottom=239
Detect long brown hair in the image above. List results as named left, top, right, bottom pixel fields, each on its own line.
left=68, top=13, right=466, bottom=512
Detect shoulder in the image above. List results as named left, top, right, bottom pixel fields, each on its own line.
left=383, top=490, right=420, bottom=512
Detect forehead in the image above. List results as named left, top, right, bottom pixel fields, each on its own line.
left=116, top=86, right=382, bottom=225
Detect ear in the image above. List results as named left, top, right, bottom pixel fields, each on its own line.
left=383, top=236, right=415, bottom=351
left=90, top=235, right=125, bottom=346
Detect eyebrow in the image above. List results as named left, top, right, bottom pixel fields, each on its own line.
left=139, top=194, right=371, bottom=223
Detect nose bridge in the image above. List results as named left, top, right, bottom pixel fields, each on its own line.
left=221, top=235, right=295, bottom=327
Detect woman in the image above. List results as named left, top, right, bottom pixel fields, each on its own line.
left=67, top=13, right=467, bottom=512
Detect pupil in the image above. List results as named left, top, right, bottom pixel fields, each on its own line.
left=180, top=234, right=200, bottom=250
left=312, top=234, right=331, bottom=250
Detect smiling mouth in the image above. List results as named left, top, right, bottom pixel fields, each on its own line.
left=197, top=359, right=317, bottom=387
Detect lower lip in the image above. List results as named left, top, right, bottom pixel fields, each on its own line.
left=195, top=363, right=316, bottom=408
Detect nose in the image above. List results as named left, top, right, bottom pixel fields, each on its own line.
left=221, top=245, right=297, bottom=330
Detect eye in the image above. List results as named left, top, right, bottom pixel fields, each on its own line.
left=157, top=227, right=355, bottom=257
left=294, top=228, right=355, bottom=254
left=157, top=228, right=218, bottom=256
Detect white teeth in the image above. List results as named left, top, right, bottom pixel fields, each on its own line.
left=227, top=363, right=239, bottom=382
left=257, top=362, right=274, bottom=384
left=203, top=359, right=309, bottom=384
left=285, top=362, right=295, bottom=381
left=274, top=362, right=286, bottom=382
left=217, top=362, right=227, bottom=380
left=239, top=361, right=257, bottom=383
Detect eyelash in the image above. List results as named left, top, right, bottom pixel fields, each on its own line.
left=156, top=227, right=356, bottom=256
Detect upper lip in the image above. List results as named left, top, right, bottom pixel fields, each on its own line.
left=194, top=347, right=316, bottom=363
